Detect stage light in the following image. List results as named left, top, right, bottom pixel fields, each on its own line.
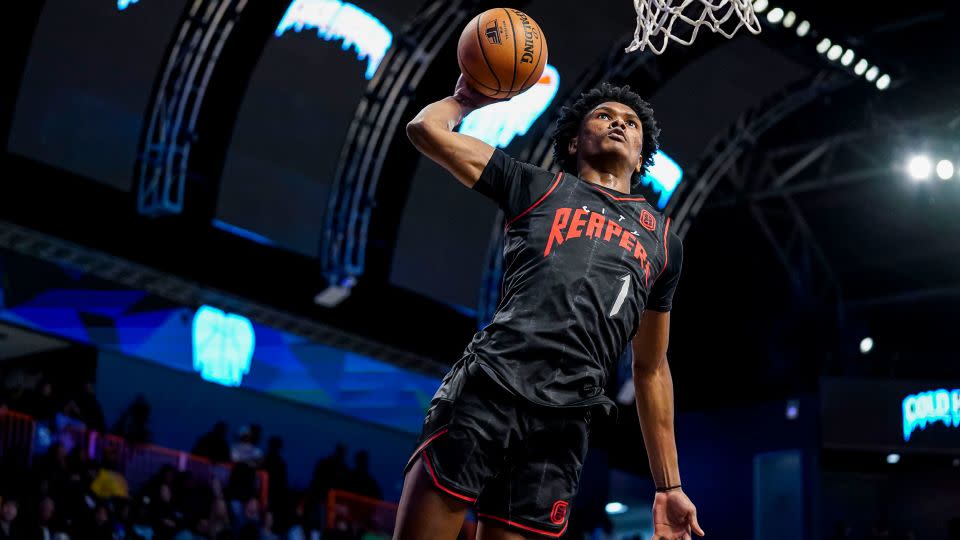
left=876, top=74, right=891, bottom=90
left=816, top=38, right=831, bottom=54
left=853, top=59, right=869, bottom=75
left=865, top=66, right=879, bottom=82
left=460, top=65, right=560, bottom=148
left=827, top=44, right=843, bottom=61
left=786, top=399, right=800, bottom=420
left=782, top=11, right=796, bottom=27
left=907, top=155, right=932, bottom=181
left=886, top=453, right=900, bottom=464
left=859, top=337, right=874, bottom=354
left=752, top=0, right=769, bottom=14
left=840, top=49, right=855, bottom=66
left=605, top=502, right=628, bottom=515
left=796, top=20, right=810, bottom=37
left=936, top=160, right=955, bottom=180
left=766, top=7, right=784, bottom=24
left=953, top=458, right=959, bottom=467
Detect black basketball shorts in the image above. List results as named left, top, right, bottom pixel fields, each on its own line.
left=403, top=357, right=591, bottom=538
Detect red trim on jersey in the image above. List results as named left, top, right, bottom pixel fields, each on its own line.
left=420, top=450, right=477, bottom=503
left=477, top=512, right=569, bottom=538
left=505, top=172, right=564, bottom=231
left=656, top=217, right=671, bottom=281
left=586, top=182, right=646, bottom=202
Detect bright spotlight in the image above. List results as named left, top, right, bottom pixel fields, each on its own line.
left=752, top=0, right=769, bottom=13
left=865, top=66, right=879, bottom=82
left=785, top=399, right=800, bottom=420
left=859, top=337, right=874, bottom=354
left=876, top=74, right=891, bottom=90
left=886, top=453, right=900, bottom=465
left=782, top=11, right=796, bottom=27
left=853, top=59, right=869, bottom=75
left=605, top=502, right=628, bottom=515
left=840, top=49, right=855, bottom=66
left=816, top=38, right=831, bottom=54
left=907, top=155, right=932, bottom=181
left=827, top=44, right=843, bottom=61
left=936, top=160, right=955, bottom=180
left=796, top=20, right=810, bottom=37
left=766, top=7, right=784, bottom=24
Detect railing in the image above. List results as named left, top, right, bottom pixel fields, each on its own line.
left=327, top=489, right=398, bottom=538
left=0, top=409, right=268, bottom=506
left=0, top=408, right=35, bottom=465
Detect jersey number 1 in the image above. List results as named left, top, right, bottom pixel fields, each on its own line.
left=609, top=275, right=630, bottom=317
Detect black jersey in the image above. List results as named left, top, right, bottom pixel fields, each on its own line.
left=466, top=149, right=683, bottom=411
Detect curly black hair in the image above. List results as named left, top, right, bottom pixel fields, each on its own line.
left=552, top=83, right=660, bottom=192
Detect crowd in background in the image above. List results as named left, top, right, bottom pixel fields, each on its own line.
left=0, top=375, right=384, bottom=540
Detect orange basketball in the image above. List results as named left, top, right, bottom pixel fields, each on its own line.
left=457, top=8, right=548, bottom=99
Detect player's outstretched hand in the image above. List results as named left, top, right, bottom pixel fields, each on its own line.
left=453, top=75, right=506, bottom=110
left=652, top=489, right=705, bottom=540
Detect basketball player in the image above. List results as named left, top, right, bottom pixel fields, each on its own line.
left=398, top=76, right=704, bottom=540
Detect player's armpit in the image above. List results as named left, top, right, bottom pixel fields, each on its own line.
left=632, top=309, right=671, bottom=376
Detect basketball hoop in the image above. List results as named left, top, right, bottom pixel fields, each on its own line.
left=626, top=0, right=762, bottom=55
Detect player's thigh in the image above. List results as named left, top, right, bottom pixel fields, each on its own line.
left=394, top=457, right=470, bottom=540
left=476, top=519, right=533, bottom=540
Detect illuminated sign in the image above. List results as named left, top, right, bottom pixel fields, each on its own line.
left=641, top=151, right=683, bottom=209
left=117, top=0, right=140, bottom=10
left=902, top=388, right=960, bottom=441
left=460, top=65, right=560, bottom=149
left=275, top=0, right=392, bottom=80
left=192, top=305, right=255, bottom=387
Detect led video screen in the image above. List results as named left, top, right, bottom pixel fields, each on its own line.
left=215, top=0, right=411, bottom=256
left=8, top=0, right=190, bottom=191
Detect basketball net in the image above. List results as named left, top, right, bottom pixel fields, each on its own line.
left=626, top=0, right=762, bottom=55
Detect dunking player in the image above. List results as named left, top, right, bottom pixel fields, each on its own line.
left=398, top=77, right=704, bottom=540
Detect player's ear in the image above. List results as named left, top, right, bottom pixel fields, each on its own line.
left=636, top=159, right=642, bottom=174
left=568, top=137, right=577, bottom=156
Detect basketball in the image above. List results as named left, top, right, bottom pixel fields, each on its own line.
left=457, top=8, right=548, bottom=99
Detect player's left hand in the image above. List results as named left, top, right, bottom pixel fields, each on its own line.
left=652, top=489, right=705, bottom=540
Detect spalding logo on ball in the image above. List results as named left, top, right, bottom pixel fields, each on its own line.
left=458, top=8, right=548, bottom=99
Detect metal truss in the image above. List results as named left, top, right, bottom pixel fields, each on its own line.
left=321, top=0, right=481, bottom=286
left=695, top=107, right=959, bottom=313
left=136, top=0, right=248, bottom=217
left=0, top=220, right=450, bottom=377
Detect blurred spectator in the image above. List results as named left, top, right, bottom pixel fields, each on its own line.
left=30, top=496, right=62, bottom=540
left=234, top=497, right=261, bottom=535
left=192, top=421, right=231, bottom=463
left=80, top=503, right=113, bottom=540
left=89, top=448, right=128, bottom=501
left=260, top=511, right=279, bottom=540
left=207, top=498, right=231, bottom=539
left=23, top=379, right=58, bottom=423
left=150, top=483, right=182, bottom=540
left=310, top=444, right=349, bottom=501
left=348, top=451, right=381, bottom=501
left=231, top=426, right=263, bottom=467
left=62, top=381, right=105, bottom=433
left=0, top=498, right=21, bottom=540
left=225, top=463, right=257, bottom=519
left=127, top=499, right=155, bottom=540
left=112, top=394, right=152, bottom=445
left=261, top=437, right=288, bottom=527
left=31, top=443, right=69, bottom=503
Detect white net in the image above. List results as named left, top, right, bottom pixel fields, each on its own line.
left=626, top=0, right=762, bottom=55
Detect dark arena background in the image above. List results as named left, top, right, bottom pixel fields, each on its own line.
left=1, top=0, right=959, bottom=539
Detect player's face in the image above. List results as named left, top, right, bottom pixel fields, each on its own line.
left=571, top=101, right=644, bottom=173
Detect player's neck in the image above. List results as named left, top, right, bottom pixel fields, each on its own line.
left=577, top=162, right=632, bottom=195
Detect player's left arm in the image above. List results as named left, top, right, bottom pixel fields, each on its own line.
left=632, top=231, right=705, bottom=537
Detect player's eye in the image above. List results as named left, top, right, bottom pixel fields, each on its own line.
left=598, top=113, right=610, bottom=120
left=627, top=120, right=638, bottom=128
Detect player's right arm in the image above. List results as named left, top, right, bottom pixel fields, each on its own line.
left=405, top=76, right=501, bottom=189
